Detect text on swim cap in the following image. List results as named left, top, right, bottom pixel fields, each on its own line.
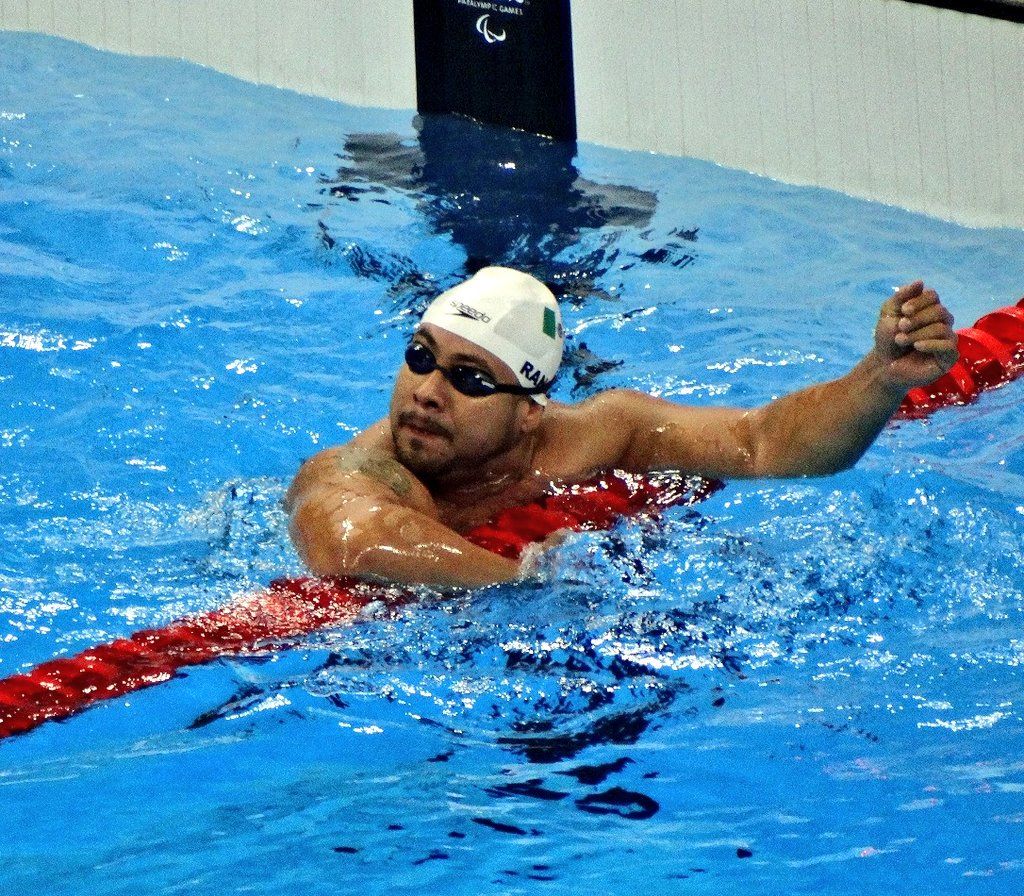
left=520, top=361, right=549, bottom=388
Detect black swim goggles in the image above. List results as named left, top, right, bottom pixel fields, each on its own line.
left=404, top=341, right=548, bottom=399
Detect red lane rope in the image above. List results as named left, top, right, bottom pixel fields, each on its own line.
left=0, top=472, right=720, bottom=740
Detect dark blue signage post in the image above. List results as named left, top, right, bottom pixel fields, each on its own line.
left=413, top=0, right=577, bottom=141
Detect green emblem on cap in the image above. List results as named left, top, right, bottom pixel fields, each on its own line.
left=543, top=307, right=557, bottom=339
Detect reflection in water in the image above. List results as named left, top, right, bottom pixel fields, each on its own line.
left=315, top=113, right=699, bottom=394
left=319, top=114, right=657, bottom=297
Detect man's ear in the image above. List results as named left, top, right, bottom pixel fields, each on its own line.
left=518, top=398, right=545, bottom=436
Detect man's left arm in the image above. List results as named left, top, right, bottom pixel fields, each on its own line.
left=609, top=280, right=957, bottom=479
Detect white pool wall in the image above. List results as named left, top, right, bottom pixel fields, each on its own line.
left=0, top=0, right=418, bottom=111
left=2, top=0, right=1021, bottom=229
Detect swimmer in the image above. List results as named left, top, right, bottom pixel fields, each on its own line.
left=286, top=267, right=957, bottom=587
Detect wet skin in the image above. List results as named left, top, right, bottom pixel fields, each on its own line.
left=286, top=280, right=958, bottom=587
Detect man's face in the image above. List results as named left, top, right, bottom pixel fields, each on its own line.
left=388, top=324, right=534, bottom=480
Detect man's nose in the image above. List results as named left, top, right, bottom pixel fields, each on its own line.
left=412, top=369, right=450, bottom=407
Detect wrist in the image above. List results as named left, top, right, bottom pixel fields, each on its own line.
left=862, top=349, right=911, bottom=402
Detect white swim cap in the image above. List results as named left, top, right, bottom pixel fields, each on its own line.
left=418, top=266, right=564, bottom=404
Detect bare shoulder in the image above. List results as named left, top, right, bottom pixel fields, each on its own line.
left=533, top=390, right=649, bottom=477
left=284, top=422, right=434, bottom=515
left=538, top=391, right=619, bottom=436
left=563, top=387, right=740, bottom=427
left=537, top=389, right=747, bottom=477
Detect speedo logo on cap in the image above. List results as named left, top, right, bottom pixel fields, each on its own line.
left=449, top=300, right=491, bottom=324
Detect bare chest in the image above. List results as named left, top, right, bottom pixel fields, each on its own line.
left=434, top=475, right=555, bottom=533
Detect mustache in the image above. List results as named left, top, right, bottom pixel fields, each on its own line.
left=398, top=412, right=453, bottom=440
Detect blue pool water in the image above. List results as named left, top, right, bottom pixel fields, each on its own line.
left=2, top=31, right=1024, bottom=895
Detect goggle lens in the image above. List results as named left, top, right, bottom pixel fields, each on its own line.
left=404, top=343, right=500, bottom=397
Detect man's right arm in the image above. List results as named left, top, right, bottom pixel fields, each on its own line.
left=285, top=446, right=523, bottom=588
